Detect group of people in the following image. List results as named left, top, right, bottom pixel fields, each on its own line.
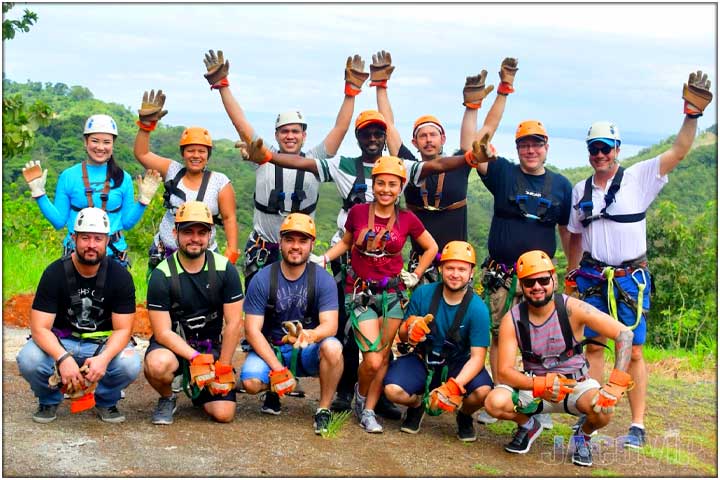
left=16, top=48, right=713, bottom=468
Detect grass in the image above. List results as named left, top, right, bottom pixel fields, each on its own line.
left=639, top=445, right=717, bottom=476
left=590, top=468, right=621, bottom=477
left=320, top=410, right=351, bottom=439
left=473, top=464, right=501, bottom=475
left=2, top=243, right=51, bottom=302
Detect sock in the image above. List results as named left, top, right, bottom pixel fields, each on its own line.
left=631, top=423, right=645, bottom=430
left=520, top=418, right=534, bottom=429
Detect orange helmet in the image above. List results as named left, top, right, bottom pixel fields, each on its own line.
left=175, top=200, right=213, bottom=226
left=371, top=156, right=407, bottom=184
left=413, top=114, right=445, bottom=137
left=355, top=110, right=387, bottom=131
left=179, top=127, right=213, bottom=148
left=440, top=241, right=476, bottom=266
left=515, top=120, right=548, bottom=142
left=516, top=250, right=554, bottom=279
left=279, top=213, right=316, bottom=239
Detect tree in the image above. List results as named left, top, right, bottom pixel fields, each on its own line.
left=2, top=3, right=37, bottom=40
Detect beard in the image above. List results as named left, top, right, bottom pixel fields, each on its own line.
left=444, top=281, right=469, bottom=293
left=281, top=250, right=309, bottom=266
left=526, top=291, right=554, bottom=308
left=180, top=247, right=206, bottom=259
left=76, top=248, right=105, bottom=265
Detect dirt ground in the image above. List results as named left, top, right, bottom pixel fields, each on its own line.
left=2, top=295, right=717, bottom=477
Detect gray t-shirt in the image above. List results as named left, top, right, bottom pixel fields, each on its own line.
left=156, top=160, right=230, bottom=251
left=251, top=141, right=328, bottom=243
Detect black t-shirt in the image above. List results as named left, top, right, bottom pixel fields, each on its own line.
left=147, top=251, right=244, bottom=341
left=32, top=257, right=136, bottom=334
left=480, top=157, right=572, bottom=265
left=400, top=144, right=470, bottom=253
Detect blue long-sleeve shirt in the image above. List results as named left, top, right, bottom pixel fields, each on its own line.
left=35, top=162, right=146, bottom=254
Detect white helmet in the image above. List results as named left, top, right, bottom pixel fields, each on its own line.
left=74, top=207, right=110, bottom=234
left=586, top=121, right=621, bottom=146
left=275, top=110, right=307, bottom=130
left=84, top=114, right=118, bottom=137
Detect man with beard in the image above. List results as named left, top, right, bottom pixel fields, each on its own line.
left=144, top=201, right=244, bottom=424
left=240, top=213, right=342, bottom=434
left=483, top=250, right=633, bottom=467
left=383, top=241, right=493, bottom=442
left=17, top=207, right=141, bottom=424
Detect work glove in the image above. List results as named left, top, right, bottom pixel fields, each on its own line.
left=309, top=253, right=328, bottom=268
left=22, top=160, right=47, bottom=198
left=137, top=169, right=162, bottom=205
left=564, top=271, right=579, bottom=298
left=235, top=138, right=272, bottom=165
left=463, top=70, right=494, bottom=109
left=532, top=372, right=577, bottom=403
left=429, top=377, right=465, bottom=413
left=344, top=54, right=369, bottom=96
left=137, top=89, right=168, bottom=126
left=400, top=269, right=420, bottom=289
left=404, top=314, right=434, bottom=346
left=269, top=366, right=296, bottom=397
left=281, top=321, right=316, bottom=348
left=189, top=353, right=216, bottom=389
left=207, top=361, right=236, bottom=396
left=203, top=49, right=230, bottom=88
left=224, top=248, right=239, bottom=265
left=591, top=368, right=634, bottom=415
left=369, top=50, right=395, bottom=88
left=497, top=57, right=519, bottom=95
left=50, top=365, right=97, bottom=413
left=464, top=132, right=497, bottom=167
left=683, top=70, right=713, bottom=117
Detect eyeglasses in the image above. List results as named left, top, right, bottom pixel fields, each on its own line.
left=516, top=141, right=546, bottom=151
left=357, top=129, right=386, bottom=140
left=520, top=276, right=553, bottom=288
left=588, top=143, right=613, bottom=156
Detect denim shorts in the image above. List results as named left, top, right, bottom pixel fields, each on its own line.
left=240, top=337, right=341, bottom=383
left=383, top=354, right=493, bottom=394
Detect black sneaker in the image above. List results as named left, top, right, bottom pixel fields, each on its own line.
left=572, top=434, right=593, bottom=467
left=375, top=394, right=402, bottom=420
left=456, top=411, right=477, bottom=442
left=330, top=391, right=353, bottom=412
left=260, top=391, right=281, bottom=415
left=32, top=404, right=58, bottom=424
left=504, top=416, right=543, bottom=454
left=400, top=405, right=425, bottom=434
left=313, top=408, right=332, bottom=435
left=624, top=426, right=646, bottom=449
left=287, top=379, right=305, bottom=398
left=95, top=405, right=126, bottom=424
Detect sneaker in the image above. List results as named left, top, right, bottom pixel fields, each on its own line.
left=313, top=408, right=332, bottom=435
left=352, top=383, right=365, bottom=420
left=32, top=404, right=58, bottom=424
left=456, top=411, right=477, bottom=442
left=260, top=391, right=281, bottom=415
left=477, top=409, right=498, bottom=425
left=504, top=417, right=544, bottom=454
left=572, top=434, right=593, bottom=467
left=536, top=412, right=553, bottom=429
left=360, top=409, right=383, bottom=433
left=375, top=394, right=402, bottom=420
left=151, top=395, right=178, bottom=425
left=330, top=390, right=353, bottom=412
left=288, top=379, right=305, bottom=398
left=95, top=405, right=126, bottom=423
left=171, top=375, right=183, bottom=394
left=400, top=404, right=425, bottom=434
left=572, top=414, right=598, bottom=437
left=624, top=426, right=646, bottom=449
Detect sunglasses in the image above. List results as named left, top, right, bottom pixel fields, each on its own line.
left=588, top=143, right=613, bottom=156
left=520, top=276, right=553, bottom=288
left=357, top=129, right=386, bottom=140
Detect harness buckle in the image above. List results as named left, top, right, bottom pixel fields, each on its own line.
left=183, top=315, right=209, bottom=330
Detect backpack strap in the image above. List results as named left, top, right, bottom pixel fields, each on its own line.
left=166, top=252, right=185, bottom=318
left=343, top=157, right=368, bottom=211
left=577, top=166, right=647, bottom=227
left=163, top=168, right=187, bottom=210
left=195, top=170, right=212, bottom=202
left=510, top=166, right=554, bottom=221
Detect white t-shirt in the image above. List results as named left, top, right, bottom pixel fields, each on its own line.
left=567, top=156, right=668, bottom=265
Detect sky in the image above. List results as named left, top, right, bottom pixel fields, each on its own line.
left=3, top=2, right=717, bottom=168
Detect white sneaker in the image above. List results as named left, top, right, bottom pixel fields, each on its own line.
left=360, top=409, right=383, bottom=433
left=535, top=413, right=553, bottom=429
left=477, top=409, right=498, bottom=425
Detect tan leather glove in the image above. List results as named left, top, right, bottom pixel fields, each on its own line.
left=463, top=70, right=494, bottom=109
left=235, top=138, right=272, bottom=164
left=22, top=160, right=47, bottom=198
left=138, top=89, right=168, bottom=124
left=464, top=132, right=497, bottom=167
left=345, top=54, right=369, bottom=96
left=204, top=49, right=230, bottom=87
left=369, top=50, right=395, bottom=87
left=683, top=70, right=713, bottom=117
left=497, top=57, right=519, bottom=95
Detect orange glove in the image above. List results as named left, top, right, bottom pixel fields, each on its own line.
left=591, top=369, right=634, bottom=415
left=497, top=57, right=518, bottom=95
left=207, top=361, right=236, bottom=396
left=404, top=314, right=434, bottom=346
left=683, top=70, right=713, bottom=117
left=464, top=132, right=497, bottom=167
left=532, top=373, right=577, bottom=403
left=224, top=249, right=239, bottom=265
left=269, top=367, right=296, bottom=397
left=189, top=353, right=215, bottom=389
left=429, top=377, right=466, bottom=413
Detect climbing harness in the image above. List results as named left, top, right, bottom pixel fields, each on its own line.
left=163, top=168, right=224, bottom=225
left=244, top=231, right=279, bottom=278
left=406, top=173, right=467, bottom=213
left=355, top=203, right=400, bottom=257
left=503, top=167, right=557, bottom=222
left=408, top=250, right=440, bottom=285
left=575, top=166, right=646, bottom=227
left=342, top=157, right=369, bottom=212
left=254, top=155, right=317, bottom=215
left=480, top=257, right=517, bottom=315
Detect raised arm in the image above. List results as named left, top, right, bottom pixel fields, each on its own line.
left=659, top=70, right=712, bottom=176
left=459, top=69, right=494, bottom=150
left=321, top=54, right=368, bottom=155
left=371, top=50, right=402, bottom=155
left=134, top=88, right=172, bottom=176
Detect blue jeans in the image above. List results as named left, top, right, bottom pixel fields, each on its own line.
left=16, top=338, right=141, bottom=407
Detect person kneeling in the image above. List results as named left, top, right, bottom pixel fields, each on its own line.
left=384, top=241, right=493, bottom=442
left=484, top=250, right=634, bottom=467
left=240, top=213, right=343, bottom=435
